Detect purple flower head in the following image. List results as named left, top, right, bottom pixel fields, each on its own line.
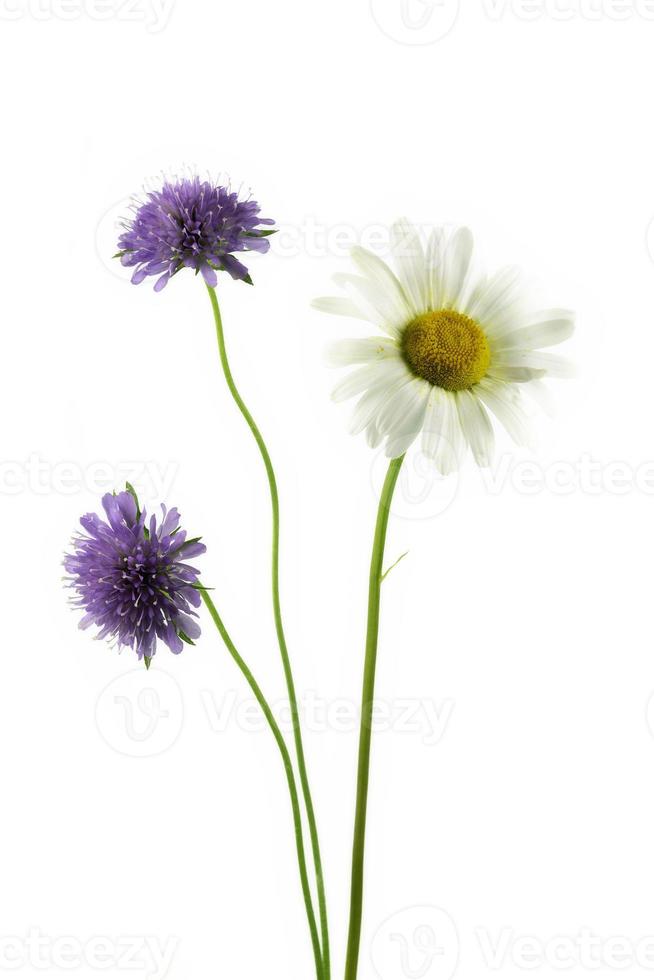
left=117, top=176, right=275, bottom=291
left=64, top=486, right=207, bottom=666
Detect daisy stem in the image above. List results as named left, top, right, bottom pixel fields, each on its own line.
left=206, top=285, right=330, bottom=979
left=344, top=454, right=405, bottom=980
left=199, top=587, right=324, bottom=980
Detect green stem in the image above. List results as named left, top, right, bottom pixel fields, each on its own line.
left=206, top=286, right=330, bottom=978
left=344, top=454, right=405, bottom=980
left=199, top=588, right=324, bottom=980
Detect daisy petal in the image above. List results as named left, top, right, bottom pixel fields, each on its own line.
left=422, top=387, right=445, bottom=460
left=350, top=246, right=414, bottom=321
left=349, top=366, right=412, bottom=435
left=334, top=273, right=405, bottom=338
left=312, top=296, right=363, bottom=319
left=456, top=389, right=495, bottom=467
left=422, top=388, right=464, bottom=475
left=366, top=419, right=383, bottom=448
left=523, top=378, right=557, bottom=417
left=425, top=227, right=446, bottom=309
left=390, top=218, right=428, bottom=311
left=487, top=365, right=547, bottom=383
left=465, top=266, right=523, bottom=327
left=494, top=351, right=575, bottom=378
left=324, top=337, right=397, bottom=367
left=442, top=227, right=474, bottom=310
left=332, top=363, right=390, bottom=402
left=495, top=310, right=575, bottom=351
left=383, top=381, right=431, bottom=458
left=376, top=378, right=424, bottom=435
left=476, top=379, right=534, bottom=448
left=385, top=430, right=421, bottom=458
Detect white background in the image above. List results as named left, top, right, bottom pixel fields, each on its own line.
left=1, top=1, right=654, bottom=979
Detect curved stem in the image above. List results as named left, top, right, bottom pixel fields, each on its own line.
left=206, top=286, right=330, bottom=978
left=344, top=455, right=405, bottom=980
left=199, top=588, right=324, bottom=980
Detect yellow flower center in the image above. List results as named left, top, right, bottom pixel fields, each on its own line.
left=401, top=310, right=491, bottom=391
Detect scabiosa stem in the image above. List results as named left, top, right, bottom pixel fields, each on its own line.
left=199, top=587, right=324, bottom=980
left=206, top=286, right=331, bottom=979
left=344, top=454, right=405, bottom=980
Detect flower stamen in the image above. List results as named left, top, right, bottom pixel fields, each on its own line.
left=401, top=310, right=490, bottom=391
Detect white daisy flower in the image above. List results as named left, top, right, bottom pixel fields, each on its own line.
left=313, top=220, right=575, bottom=474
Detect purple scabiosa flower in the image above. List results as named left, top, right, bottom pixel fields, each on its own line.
left=64, top=487, right=207, bottom=666
left=117, top=176, right=275, bottom=291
